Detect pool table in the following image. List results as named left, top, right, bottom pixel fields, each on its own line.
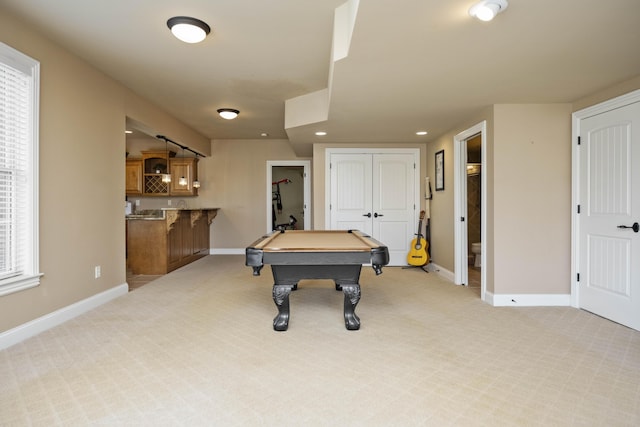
left=245, top=229, right=389, bottom=331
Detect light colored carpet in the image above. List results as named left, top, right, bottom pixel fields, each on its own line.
left=1, top=255, right=639, bottom=426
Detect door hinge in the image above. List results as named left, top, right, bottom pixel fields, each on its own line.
left=414, top=163, right=416, bottom=169
left=577, top=204, right=581, bottom=214
left=577, top=273, right=580, bottom=282
left=461, top=217, right=465, bottom=222
left=577, top=136, right=581, bottom=145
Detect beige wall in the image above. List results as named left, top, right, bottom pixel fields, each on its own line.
left=573, top=75, right=640, bottom=112
left=427, top=108, right=494, bottom=288
left=201, top=139, right=305, bottom=248
left=493, top=104, right=573, bottom=294
left=125, top=98, right=210, bottom=157
left=421, top=76, right=640, bottom=297
left=428, top=104, right=573, bottom=296
left=427, top=104, right=575, bottom=296
left=0, top=9, right=208, bottom=333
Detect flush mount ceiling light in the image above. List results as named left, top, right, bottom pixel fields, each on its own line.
left=167, top=16, right=211, bottom=43
left=217, top=108, right=239, bottom=120
left=469, top=0, right=508, bottom=22
left=315, top=131, right=327, bottom=136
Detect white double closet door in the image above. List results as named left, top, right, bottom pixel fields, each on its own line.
left=328, top=150, right=418, bottom=266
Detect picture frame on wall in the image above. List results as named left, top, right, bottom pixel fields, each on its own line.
left=435, top=150, right=444, bottom=191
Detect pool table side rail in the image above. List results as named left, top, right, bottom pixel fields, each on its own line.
left=250, top=229, right=386, bottom=251
left=245, top=230, right=389, bottom=270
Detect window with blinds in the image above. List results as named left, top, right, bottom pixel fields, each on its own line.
left=0, top=42, right=40, bottom=296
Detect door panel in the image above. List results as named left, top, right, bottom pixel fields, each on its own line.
left=579, top=101, right=640, bottom=330
left=331, top=154, right=373, bottom=235
left=373, top=154, right=415, bottom=265
left=330, top=152, right=416, bottom=266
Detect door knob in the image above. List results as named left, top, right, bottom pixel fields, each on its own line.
left=374, top=213, right=384, bottom=218
left=617, top=222, right=639, bottom=233
left=363, top=213, right=372, bottom=218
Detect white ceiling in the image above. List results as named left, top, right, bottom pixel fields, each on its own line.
left=3, top=0, right=639, bottom=155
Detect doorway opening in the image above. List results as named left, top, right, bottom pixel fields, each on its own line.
left=266, top=161, right=311, bottom=233
left=466, top=134, right=482, bottom=295
left=454, top=121, right=487, bottom=300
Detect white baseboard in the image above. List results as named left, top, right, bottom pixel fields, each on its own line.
left=421, top=263, right=570, bottom=307
left=210, top=248, right=244, bottom=255
left=0, top=283, right=129, bottom=351
left=204, top=254, right=571, bottom=308
left=427, top=262, right=455, bottom=282
left=488, top=292, right=571, bottom=307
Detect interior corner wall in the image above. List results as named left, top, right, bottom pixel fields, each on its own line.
left=426, top=131, right=456, bottom=272
left=493, top=104, right=572, bottom=295
left=203, top=139, right=304, bottom=249
left=426, top=108, right=494, bottom=289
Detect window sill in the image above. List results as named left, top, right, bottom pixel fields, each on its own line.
left=0, top=273, right=43, bottom=297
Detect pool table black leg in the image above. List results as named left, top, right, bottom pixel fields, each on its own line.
left=272, top=284, right=294, bottom=331
left=341, top=284, right=361, bottom=330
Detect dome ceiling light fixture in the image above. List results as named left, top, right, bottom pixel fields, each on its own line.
left=167, top=16, right=211, bottom=43
left=217, top=108, right=240, bottom=120
left=469, top=0, right=509, bottom=22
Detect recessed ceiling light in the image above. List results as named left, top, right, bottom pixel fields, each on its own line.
left=315, top=131, right=327, bottom=136
left=125, top=130, right=133, bottom=134
left=416, top=131, right=428, bottom=136
left=469, top=0, right=508, bottom=22
left=167, top=16, right=211, bottom=43
left=217, top=108, right=240, bottom=120
left=260, top=132, right=269, bottom=137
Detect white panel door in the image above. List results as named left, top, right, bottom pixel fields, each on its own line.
left=579, top=101, right=640, bottom=330
left=372, top=154, right=415, bottom=266
left=330, top=154, right=373, bottom=235
left=330, top=152, right=416, bottom=266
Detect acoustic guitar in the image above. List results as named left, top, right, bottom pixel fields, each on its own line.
left=407, top=210, right=429, bottom=266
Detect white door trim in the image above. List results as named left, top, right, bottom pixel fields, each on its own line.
left=266, top=160, right=311, bottom=233
left=325, top=148, right=420, bottom=232
left=454, top=121, right=487, bottom=301
left=571, top=89, right=640, bottom=308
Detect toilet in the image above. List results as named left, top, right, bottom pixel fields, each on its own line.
left=471, top=242, right=481, bottom=268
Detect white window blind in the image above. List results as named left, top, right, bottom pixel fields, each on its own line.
left=0, top=42, right=40, bottom=296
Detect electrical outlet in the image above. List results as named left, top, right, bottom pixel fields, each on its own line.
left=168, top=199, right=172, bottom=206
left=94, top=266, right=101, bottom=279
left=135, top=199, right=140, bottom=207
